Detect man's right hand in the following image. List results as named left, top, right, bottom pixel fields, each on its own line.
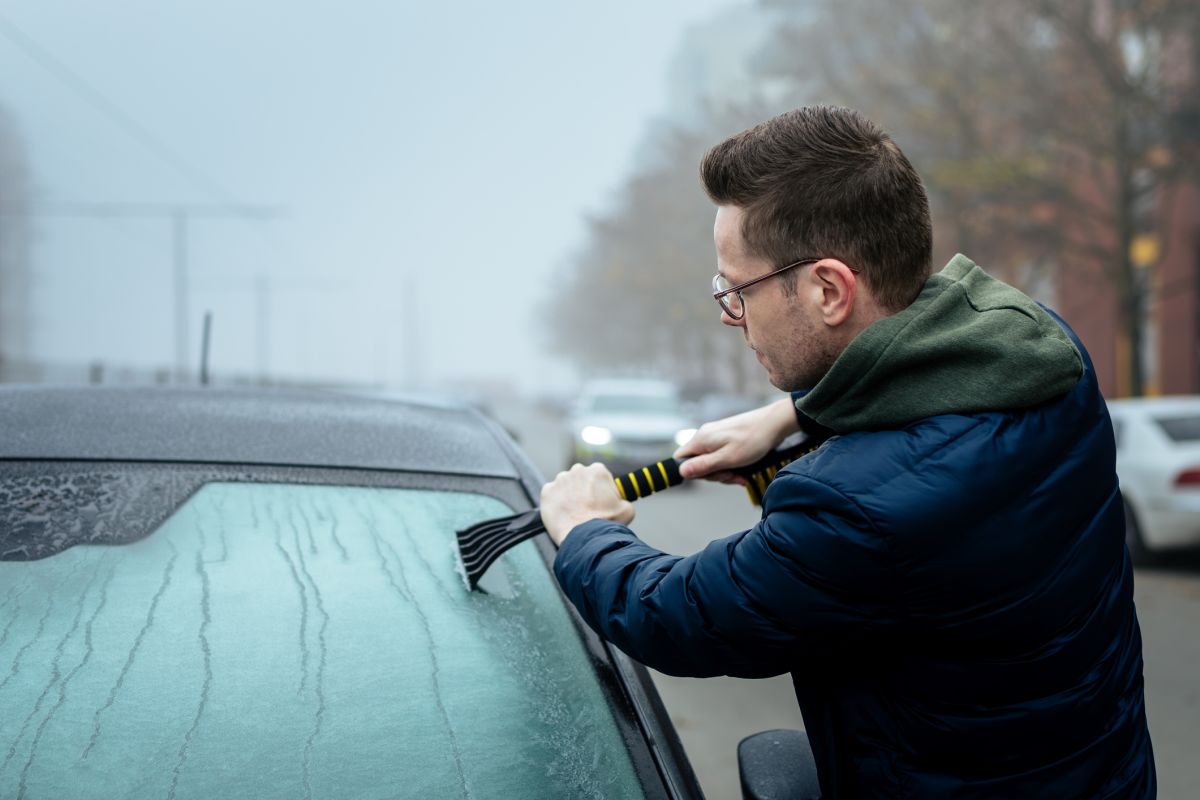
left=673, top=397, right=801, bottom=482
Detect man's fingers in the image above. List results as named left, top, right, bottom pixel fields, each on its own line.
left=679, top=452, right=727, bottom=480
left=673, top=437, right=708, bottom=460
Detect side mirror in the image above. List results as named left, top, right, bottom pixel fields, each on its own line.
left=737, top=728, right=821, bottom=800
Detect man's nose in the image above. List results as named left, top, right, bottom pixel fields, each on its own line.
left=720, top=308, right=745, bottom=328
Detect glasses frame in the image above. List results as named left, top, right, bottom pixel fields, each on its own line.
left=712, top=258, right=820, bottom=320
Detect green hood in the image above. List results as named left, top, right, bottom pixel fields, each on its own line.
left=797, top=254, right=1082, bottom=433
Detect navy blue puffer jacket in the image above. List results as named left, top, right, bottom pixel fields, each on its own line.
left=554, top=258, right=1155, bottom=798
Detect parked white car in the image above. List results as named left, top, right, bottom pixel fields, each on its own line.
left=566, top=379, right=697, bottom=474
left=1108, top=396, right=1200, bottom=562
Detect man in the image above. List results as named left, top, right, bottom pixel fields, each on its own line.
left=540, top=106, right=1155, bottom=797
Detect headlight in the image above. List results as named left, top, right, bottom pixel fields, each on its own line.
left=580, top=425, right=613, bottom=446
left=674, top=428, right=698, bottom=447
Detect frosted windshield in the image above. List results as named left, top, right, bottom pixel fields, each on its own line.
left=0, top=482, right=645, bottom=799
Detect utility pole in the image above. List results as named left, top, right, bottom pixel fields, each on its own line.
left=174, top=209, right=189, bottom=378
left=404, top=272, right=421, bottom=389
left=256, top=273, right=270, bottom=382
left=199, top=310, right=212, bottom=386
left=195, top=272, right=342, bottom=386
left=23, top=202, right=283, bottom=380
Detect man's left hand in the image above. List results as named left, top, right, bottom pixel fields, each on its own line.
left=540, top=463, right=635, bottom=545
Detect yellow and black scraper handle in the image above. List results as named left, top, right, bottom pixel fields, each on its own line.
left=454, top=434, right=827, bottom=591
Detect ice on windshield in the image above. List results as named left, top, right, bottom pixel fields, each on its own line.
left=0, top=482, right=645, bottom=799
left=0, top=464, right=217, bottom=561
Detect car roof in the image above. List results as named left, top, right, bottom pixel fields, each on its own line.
left=1107, top=395, right=1200, bottom=416
left=0, top=385, right=527, bottom=479
left=579, top=378, right=679, bottom=397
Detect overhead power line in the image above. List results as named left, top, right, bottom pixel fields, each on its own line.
left=10, top=201, right=285, bottom=379
left=0, top=11, right=240, bottom=205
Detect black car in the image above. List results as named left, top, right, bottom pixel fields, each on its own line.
left=0, top=386, right=705, bottom=800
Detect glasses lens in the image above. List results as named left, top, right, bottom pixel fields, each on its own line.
left=713, top=274, right=743, bottom=317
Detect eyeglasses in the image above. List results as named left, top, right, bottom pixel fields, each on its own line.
left=712, top=258, right=861, bottom=319
left=711, top=258, right=819, bottom=320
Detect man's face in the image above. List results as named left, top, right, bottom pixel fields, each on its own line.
left=713, top=205, right=837, bottom=391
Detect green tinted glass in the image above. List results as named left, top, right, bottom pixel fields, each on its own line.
left=0, top=482, right=645, bottom=799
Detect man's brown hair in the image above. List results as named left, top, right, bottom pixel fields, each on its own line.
left=700, top=106, right=933, bottom=311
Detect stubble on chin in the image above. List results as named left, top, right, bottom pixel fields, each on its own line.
left=772, top=350, right=835, bottom=394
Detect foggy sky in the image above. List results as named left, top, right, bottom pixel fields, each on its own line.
left=0, top=1, right=743, bottom=395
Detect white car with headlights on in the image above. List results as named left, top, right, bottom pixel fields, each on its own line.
left=566, top=379, right=696, bottom=475
left=1108, top=395, right=1200, bottom=563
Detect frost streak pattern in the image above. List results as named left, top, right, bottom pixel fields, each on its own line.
left=0, top=482, right=646, bottom=799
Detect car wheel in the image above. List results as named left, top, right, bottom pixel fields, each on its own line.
left=1123, top=498, right=1153, bottom=566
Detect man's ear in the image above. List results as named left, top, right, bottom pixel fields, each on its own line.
left=809, top=259, right=857, bottom=326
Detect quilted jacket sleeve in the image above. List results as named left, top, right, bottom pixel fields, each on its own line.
left=553, top=470, right=898, bottom=679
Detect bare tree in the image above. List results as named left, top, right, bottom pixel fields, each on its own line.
left=1013, top=0, right=1200, bottom=396
left=542, top=116, right=772, bottom=393
left=762, top=0, right=1200, bottom=395
left=546, top=0, right=1200, bottom=395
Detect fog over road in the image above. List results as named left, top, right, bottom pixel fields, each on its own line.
left=494, top=397, right=1199, bottom=800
